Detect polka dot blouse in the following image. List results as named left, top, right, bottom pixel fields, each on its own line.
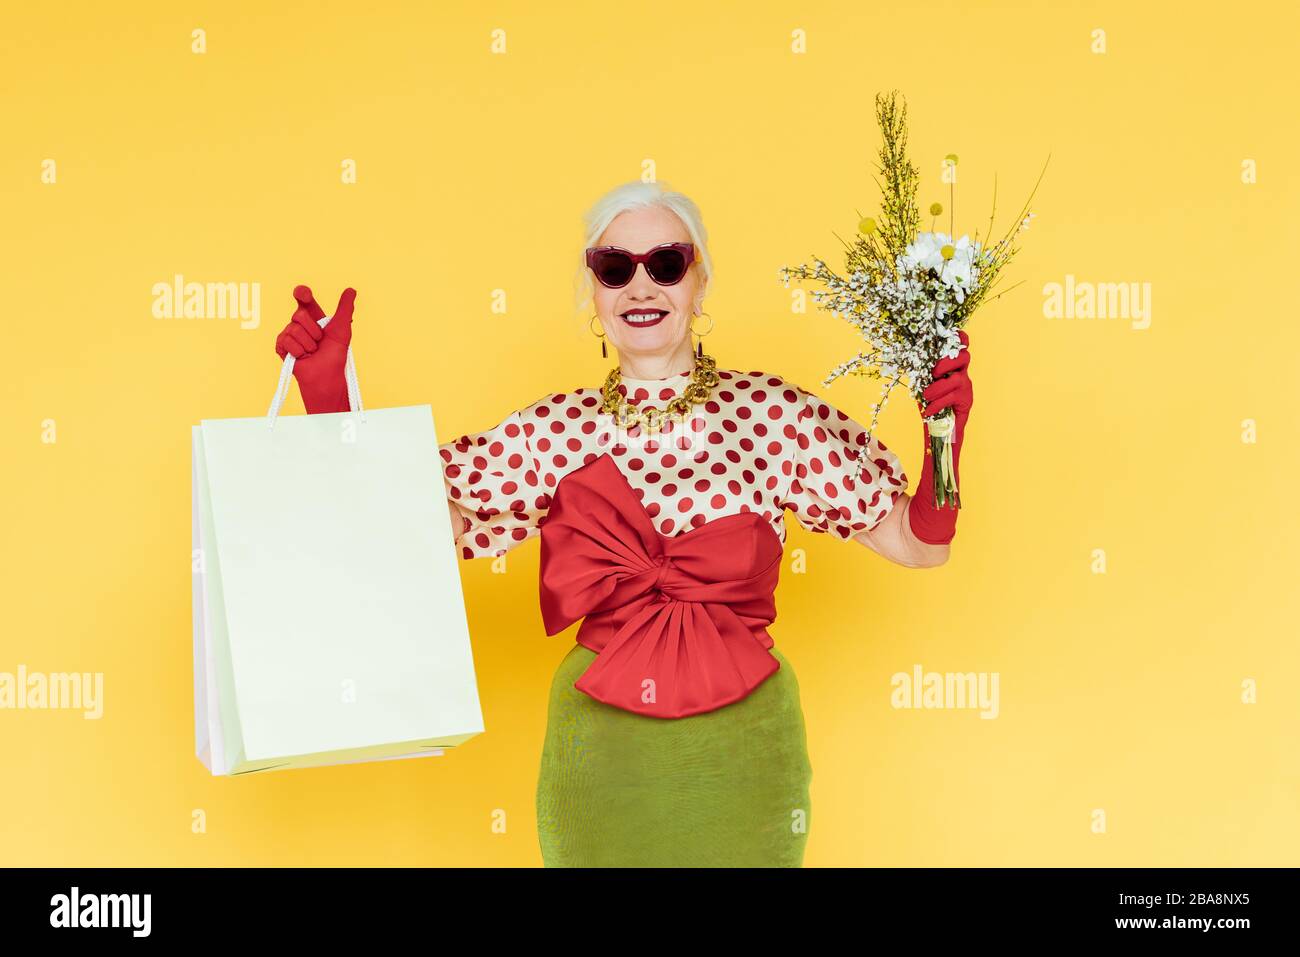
left=438, top=367, right=909, bottom=560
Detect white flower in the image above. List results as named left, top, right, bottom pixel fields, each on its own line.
left=898, top=231, right=948, bottom=273
left=936, top=323, right=964, bottom=358
left=898, top=231, right=982, bottom=303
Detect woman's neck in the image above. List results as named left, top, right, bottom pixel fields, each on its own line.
left=617, top=343, right=697, bottom=380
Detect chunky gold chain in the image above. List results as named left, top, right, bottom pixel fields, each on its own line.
left=600, top=353, right=720, bottom=433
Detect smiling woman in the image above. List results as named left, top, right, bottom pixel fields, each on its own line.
left=575, top=186, right=711, bottom=379
left=275, top=179, right=972, bottom=867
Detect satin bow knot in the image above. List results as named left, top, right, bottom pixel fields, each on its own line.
left=538, top=452, right=785, bottom=719
left=652, top=554, right=675, bottom=594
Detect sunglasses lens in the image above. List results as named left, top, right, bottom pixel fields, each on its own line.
left=591, top=249, right=636, bottom=287
left=645, top=247, right=688, bottom=285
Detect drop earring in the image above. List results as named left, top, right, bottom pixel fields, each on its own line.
left=590, top=313, right=607, bottom=358
left=690, top=311, right=713, bottom=358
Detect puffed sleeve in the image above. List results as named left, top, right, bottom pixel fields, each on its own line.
left=438, top=409, right=551, bottom=560
left=779, top=387, right=909, bottom=539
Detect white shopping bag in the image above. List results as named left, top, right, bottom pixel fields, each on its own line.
left=192, top=325, right=483, bottom=775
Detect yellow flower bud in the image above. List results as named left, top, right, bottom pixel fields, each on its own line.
left=945, top=153, right=959, bottom=165
left=858, top=217, right=877, bottom=235
left=929, top=202, right=943, bottom=216
left=941, top=244, right=955, bottom=260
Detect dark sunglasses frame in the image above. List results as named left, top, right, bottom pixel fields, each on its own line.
left=585, top=242, right=696, bottom=288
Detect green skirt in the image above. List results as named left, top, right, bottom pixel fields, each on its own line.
left=535, top=642, right=812, bottom=867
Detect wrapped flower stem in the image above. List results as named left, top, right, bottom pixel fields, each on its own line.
left=924, top=407, right=961, bottom=509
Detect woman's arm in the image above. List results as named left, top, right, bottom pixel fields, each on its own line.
left=850, top=329, right=973, bottom=569
left=448, top=499, right=465, bottom=542
left=438, top=408, right=550, bottom=560
left=850, top=495, right=950, bottom=568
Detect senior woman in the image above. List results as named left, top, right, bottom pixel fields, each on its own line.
left=274, top=181, right=974, bottom=867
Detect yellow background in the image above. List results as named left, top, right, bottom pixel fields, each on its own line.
left=2, top=0, right=1296, bottom=866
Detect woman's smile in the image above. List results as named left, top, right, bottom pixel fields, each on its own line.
left=618, top=307, right=669, bottom=328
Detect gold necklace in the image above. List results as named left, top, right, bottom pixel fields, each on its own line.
left=600, top=353, right=720, bottom=432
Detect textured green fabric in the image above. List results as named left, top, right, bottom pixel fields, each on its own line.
left=536, top=643, right=812, bottom=867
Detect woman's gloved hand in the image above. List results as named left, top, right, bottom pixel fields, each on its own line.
left=907, top=328, right=974, bottom=545
left=273, top=285, right=357, bottom=414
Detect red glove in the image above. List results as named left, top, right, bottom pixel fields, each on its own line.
left=907, top=329, right=974, bottom=545
left=273, top=285, right=356, bottom=414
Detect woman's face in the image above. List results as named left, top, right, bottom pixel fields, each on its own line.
left=591, top=205, right=702, bottom=364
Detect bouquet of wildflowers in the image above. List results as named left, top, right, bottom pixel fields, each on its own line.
left=779, top=90, right=1048, bottom=508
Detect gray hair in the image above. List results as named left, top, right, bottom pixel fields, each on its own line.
left=573, top=180, right=713, bottom=320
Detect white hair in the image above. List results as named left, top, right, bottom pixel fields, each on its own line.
left=573, top=180, right=713, bottom=320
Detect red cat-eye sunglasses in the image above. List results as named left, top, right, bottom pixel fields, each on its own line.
left=585, top=242, right=696, bottom=288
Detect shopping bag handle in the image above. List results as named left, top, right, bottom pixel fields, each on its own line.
left=266, top=313, right=366, bottom=428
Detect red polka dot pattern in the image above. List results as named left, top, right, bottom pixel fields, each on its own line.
left=438, top=369, right=908, bottom=559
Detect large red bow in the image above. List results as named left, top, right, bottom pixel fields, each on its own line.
left=538, top=452, right=784, bottom=719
